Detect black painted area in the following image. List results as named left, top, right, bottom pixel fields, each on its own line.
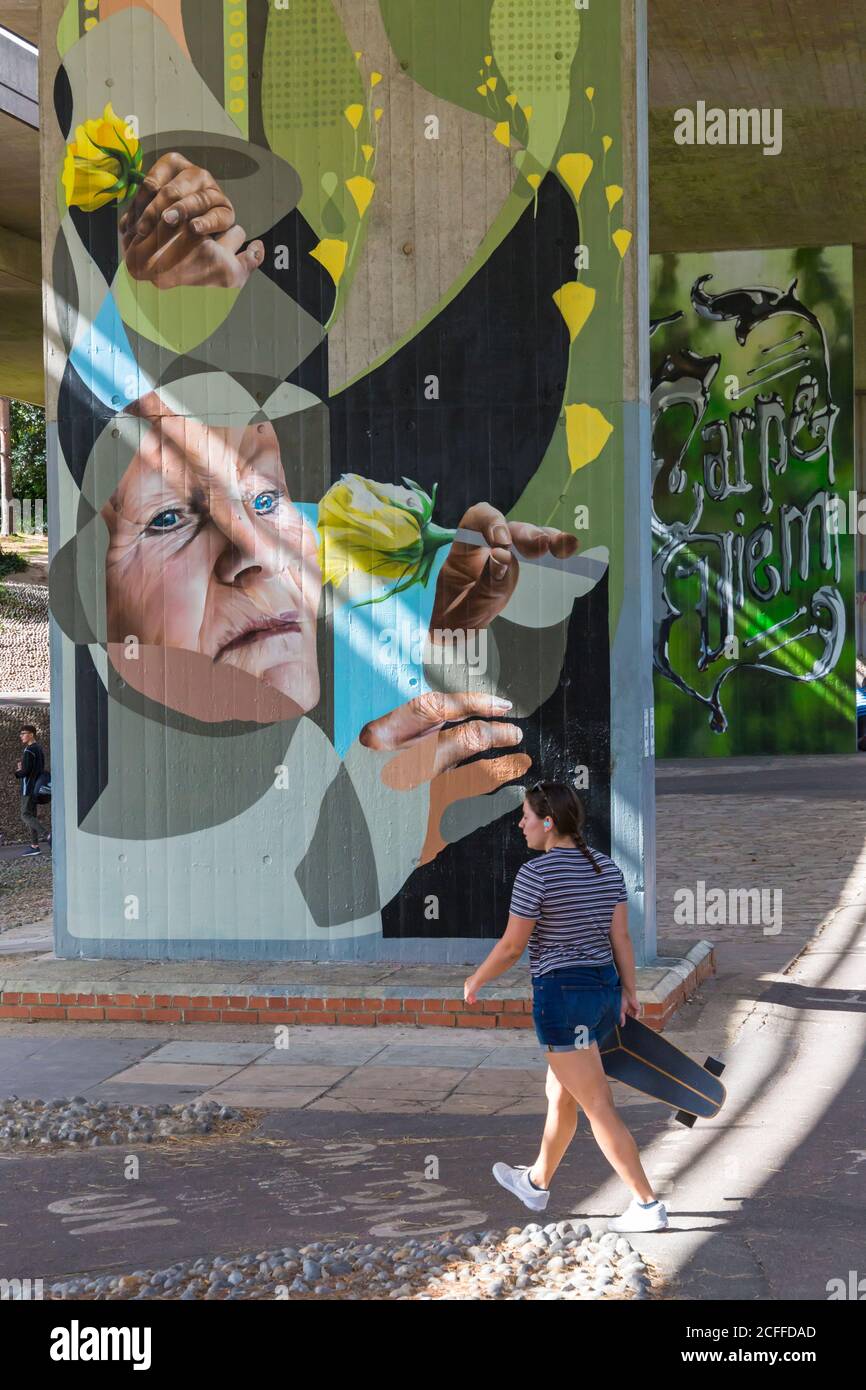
left=75, top=645, right=109, bottom=826
left=57, top=362, right=113, bottom=491
left=328, top=175, right=575, bottom=509
left=382, top=572, right=611, bottom=940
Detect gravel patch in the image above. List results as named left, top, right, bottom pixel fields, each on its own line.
left=0, top=1096, right=252, bottom=1151
left=42, top=1223, right=655, bottom=1301
left=0, top=853, right=52, bottom=929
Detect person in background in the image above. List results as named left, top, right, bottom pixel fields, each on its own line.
left=16, top=725, right=47, bottom=857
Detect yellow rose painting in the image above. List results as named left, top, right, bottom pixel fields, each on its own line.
left=61, top=102, right=144, bottom=211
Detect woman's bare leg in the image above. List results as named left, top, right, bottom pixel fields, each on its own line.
left=547, top=1046, right=656, bottom=1202
left=529, top=1066, right=580, bottom=1189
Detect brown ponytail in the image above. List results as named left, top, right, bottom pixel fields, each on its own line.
left=526, top=780, right=602, bottom=873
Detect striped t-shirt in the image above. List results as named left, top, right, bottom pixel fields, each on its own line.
left=509, top=846, right=628, bottom=978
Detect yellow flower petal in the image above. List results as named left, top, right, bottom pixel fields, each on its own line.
left=612, top=228, right=632, bottom=259
left=370, top=71, right=383, bottom=87
left=344, top=104, right=364, bottom=130
left=354, top=51, right=362, bottom=60
left=602, top=135, right=613, bottom=152
left=565, top=404, right=614, bottom=473
left=605, top=184, right=623, bottom=212
left=476, top=84, right=488, bottom=96
left=62, top=150, right=120, bottom=210
left=526, top=173, right=542, bottom=190
left=374, top=107, right=384, bottom=122
left=317, top=475, right=425, bottom=587
left=361, top=143, right=374, bottom=162
left=486, top=77, right=498, bottom=91
left=585, top=87, right=595, bottom=100
left=506, top=93, right=518, bottom=108
left=552, top=282, right=597, bottom=343
left=310, top=238, right=349, bottom=284
left=493, top=122, right=511, bottom=148
left=484, top=55, right=493, bottom=65
left=557, top=153, right=593, bottom=203
left=346, top=175, right=375, bottom=217
left=523, top=105, right=533, bottom=119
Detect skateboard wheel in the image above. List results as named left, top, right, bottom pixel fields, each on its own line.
left=704, top=1056, right=725, bottom=1077
left=674, top=1109, right=697, bottom=1128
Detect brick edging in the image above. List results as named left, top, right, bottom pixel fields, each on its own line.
left=0, top=945, right=715, bottom=1030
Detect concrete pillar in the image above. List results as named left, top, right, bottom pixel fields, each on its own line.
left=41, top=0, right=655, bottom=965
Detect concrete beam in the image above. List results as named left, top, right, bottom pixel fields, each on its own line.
left=0, top=23, right=37, bottom=129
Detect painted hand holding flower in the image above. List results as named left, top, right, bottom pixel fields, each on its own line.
left=318, top=474, right=579, bottom=628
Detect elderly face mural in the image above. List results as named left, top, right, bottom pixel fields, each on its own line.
left=649, top=247, right=855, bottom=756
left=46, top=0, right=640, bottom=958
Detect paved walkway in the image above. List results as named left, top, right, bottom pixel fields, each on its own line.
left=1, top=755, right=865, bottom=1298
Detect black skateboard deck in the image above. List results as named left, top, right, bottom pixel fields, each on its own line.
left=598, top=1016, right=726, bottom=1124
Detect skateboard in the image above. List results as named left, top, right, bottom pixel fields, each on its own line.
left=598, top=1015, right=726, bottom=1125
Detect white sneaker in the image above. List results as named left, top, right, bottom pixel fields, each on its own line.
left=492, top=1162, right=550, bottom=1212
left=607, top=1198, right=668, bottom=1232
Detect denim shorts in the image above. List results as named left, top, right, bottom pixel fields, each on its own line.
left=531, top=962, right=622, bottom=1052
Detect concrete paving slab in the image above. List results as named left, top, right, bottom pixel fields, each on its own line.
left=306, top=1096, right=444, bottom=1114
left=216, top=1065, right=350, bottom=1088
left=251, top=1042, right=387, bottom=1066
left=22, top=1039, right=157, bottom=1065
left=477, top=1049, right=546, bottom=1069
left=85, top=1084, right=210, bottom=1104
left=145, top=1042, right=273, bottom=1066
left=366, top=1045, right=496, bottom=1068
left=197, top=1086, right=330, bottom=1109
left=452, top=1068, right=544, bottom=1094
left=328, top=1066, right=467, bottom=1094
left=103, top=1062, right=245, bottom=1087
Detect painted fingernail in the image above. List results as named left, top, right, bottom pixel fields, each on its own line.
left=163, top=209, right=179, bottom=225
left=493, top=525, right=510, bottom=546
left=492, top=561, right=509, bottom=580
left=492, top=697, right=512, bottom=708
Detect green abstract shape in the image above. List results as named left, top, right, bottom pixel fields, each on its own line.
left=57, top=0, right=80, bottom=59
left=490, top=0, right=579, bottom=96
left=378, top=0, right=495, bottom=117
left=504, top=1, right=626, bottom=642
left=490, top=0, right=581, bottom=170
left=113, top=262, right=241, bottom=355
left=262, top=0, right=363, bottom=240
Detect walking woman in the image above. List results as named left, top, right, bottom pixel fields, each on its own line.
left=463, top=781, right=668, bottom=1233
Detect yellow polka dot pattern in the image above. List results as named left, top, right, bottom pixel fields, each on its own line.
left=79, top=0, right=99, bottom=34
left=224, top=0, right=249, bottom=137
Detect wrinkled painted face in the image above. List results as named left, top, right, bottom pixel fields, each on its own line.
left=102, top=416, right=322, bottom=724
left=518, top=797, right=548, bottom=850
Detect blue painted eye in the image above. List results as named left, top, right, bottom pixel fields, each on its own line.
left=147, top=509, right=180, bottom=530
left=253, top=491, right=278, bottom=515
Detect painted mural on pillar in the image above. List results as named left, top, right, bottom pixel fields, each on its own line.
left=46, top=0, right=636, bottom=958
left=650, top=246, right=855, bottom=757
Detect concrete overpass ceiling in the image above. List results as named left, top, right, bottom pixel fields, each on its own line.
left=0, top=110, right=39, bottom=241
left=648, top=0, right=866, bottom=254
left=0, top=3, right=38, bottom=47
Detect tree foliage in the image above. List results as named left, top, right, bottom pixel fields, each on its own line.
left=9, top=400, right=46, bottom=502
